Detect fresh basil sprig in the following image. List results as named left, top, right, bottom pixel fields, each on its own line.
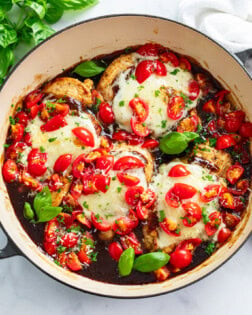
left=159, top=131, right=199, bottom=155
left=73, top=60, right=106, bottom=77
left=133, top=252, right=170, bottom=273
left=24, top=186, right=62, bottom=223
left=118, top=248, right=135, bottom=277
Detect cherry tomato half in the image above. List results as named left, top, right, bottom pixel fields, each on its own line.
left=117, top=172, right=140, bottom=186
left=222, top=212, right=240, bottom=230
left=170, top=249, right=192, bottom=269
left=179, top=57, right=191, bottom=71
left=188, top=80, right=200, bottom=101
left=61, top=232, right=78, bottom=248
left=226, top=164, right=244, bottom=185
left=72, top=127, right=95, bottom=147
left=108, top=242, right=123, bottom=261
left=154, top=266, right=170, bottom=281
left=176, top=238, right=202, bottom=252
left=200, top=184, right=220, bottom=203
left=11, top=123, right=24, bottom=142
left=2, top=159, right=19, bottom=183
left=239, top=122, right=252, bottom=138
left=228, top=179, right=249, bottom=196
left=218, top=227, right=232, bottom=243
left=177, top=115, right=199, bottom=133
left=224, top=110, right=245, bottom=133
left=15, top=111, right=29, bottom=127
left=98, top=102, right=115, bottom=124
left=120, top=232, right=143, bottom=255
left=54, top=154, right=72, bottom=173
left=219, top=192, right=235, bottom=209
left=167, top=96, right=185, bottom=120
left=159, top=51, right=179, bottom=67
left=141, top=138, right=159, bottom=149
left=136, top=201, right=148, bottom=220
left=94, top=174, right=111, bottom=193
left=160, top=218, right=181, bottom=237
left=125, top=186, right=144, bottom=206
left=205, top=211, right=221, bottom=236
left=215, top=135, right=236, bottom=150
left=91, top=212, right=111, bottom=231
left=72, top=154, right=86, bottom=178
left=129, top=98, right=149, bottom=122
left=172, top=183, right=197, bottom=199
left=28, top=148, right=47, bottom=177
left=24, top=90, right=44, bottom=108
left=112, top=216, right=135, bottom=235
left=168, top=164, right=190, bottom=177
left=135, top=60, right=155, bottom=84
left=182, top=202, right=202, bottom=227
left=113, top=156, right=145, bottom=171
left=165, top=188, right=180, bottom=208
left=136, top=43, right=160, bottom=56
left=140, top=189, right=156, bottom=208
left=130, top=117, right=151, bottom=137
left=202, top=99, right=216, bottom=114
left=40, top=114, right=67, bottom=132
left=66, top=252, right=82, bottom=271
left=112, top=130, right=144, bottom=146
left=96, top=155, right=114, bottom=174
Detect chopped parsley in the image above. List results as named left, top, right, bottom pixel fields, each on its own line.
left=119, top=100, right=125, bottom=107
left=40, top=146, right=45, bottom=153
left=205, top=242, right=215, bottom=255
left=130, top=74, right=136, bottom=80
left=202, top=207, right=209, bottom=224
left=155, top=90, right=161, bottom=97
left=161, top=120, right=167, bottom=128
left=57, top=245, right=67, bottom=254
left=209, top=138, right=217, bottom=147
left=170, top=69, right=180, bottom=75
left=117, top=186, right=122, bottom=193
left=54, top=260, right=62, bottom=267
left=83, top=201, right=89, bottom=209
left=137, top=85, right=144, bottom=91
left=158, top=210, right=166, bottom=222
left=48, top=137, right=57, bottom=143
left=112, top=176, right=116, bottom=181
left=9, top=116, right=16, bottom=125
left=3, top=144, right=10, bottom=148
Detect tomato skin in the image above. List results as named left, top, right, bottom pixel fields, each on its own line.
left=72, top=154, right=86, bottom=178
left=218, top=227, right=232, bottom=243
left=159, top=51, right=179, bottom=67
left=82, top=176, right=98, bottom=195
left=2, top=159, right=19, bottom=183
left=40, top=114, right=67, bottom=132
left=141, top=139, right=159, bottom=149
left=216, top=135, right=236, bottom=150
left=74, top=212, right=92, bottom=229
left=155, top=60, right=167, bottom=76
left=129, top=98, right=149, bottom=122
left=48, top=173, right=63, bottom=191
left=44, top=240, right=57, bottom=255
left=70, top=180, right=83, bottom=199
left=77, top=249, right=91, bottom=265
left=24, top=90, right=43, bottom=108
left=136, top=43, right=160, bottom=56
left=154, top=266, right=170, bottom=281
left=165, top=188, right=180, bottom=208
left=222, top=212, right=240, bottom=229
left=130, top=117, right=150, bottom=137
left=91, top=212, right=111, bottom=231
left=108, top=242, right=123, bottom=261
left=168, top=164, right=190, bottom=177
left=188, top=80, right=200, bottom=100
left=179, top=57, right=191, bottom=71
left=72, top=127, right=95, bottom=147
left=11, top=123, right=24, bottom=142
left=202, top=99, right=216, bottom=113
left=95, top=155, right=114, bottom=174
left=219, top=192, right=235, bottom=209
left=182, top=202, right=202, bottom=227
left=239, top=122, right=252, bottom=138
left=61, top=232, right=78, bottom=248
left=177, top=115, right=199, bottom=133
left=135, top=60, right=155, bottom=83
left=195, top=73, right=212, bottom=95
left=66, top=252, right=82, bottom=271
left=112, top=130, right=144, bottom=146
left=200, top=184, right=220, bottom=202
left=54, top=154, right=72, bottom=173
left=224, top=110, right=245, bottom=133
left=136, top=201, right=148, bottom=220
left=167, top=96, right=185, bottom=120
left=170, top=249, right=192, bottom=269
left=226, top=164, right=244, bottom=185
left=113, top=156, right=144, bottom=171
left=140, top=189, right=156, bottom=208
left=125, top=186, right=144, bottom=206
left=27, top=148, right=47, bottom=177
left=120, top=232, right=143, bottom=255
left=176, top=238, right=202, bottom=251
left=117, top=172, right=140, bottom=186
left=172, top=183, right=197, bottom=199
left=160, top=218, right=181, bottom=237
left=19, top=170, right=43, bottom=191
left=93, top=174, right=110, bottom=193
left=112, top=216, right=135, bottom=235
left=24, top=132, right=32, bottom=146
left=15, top=111, right=29, bottom=127
left=205, top=211, right=221, bottom=236
left=98, top=102, right=115, bottom=124
left=228, top=179, right=249, bottom=196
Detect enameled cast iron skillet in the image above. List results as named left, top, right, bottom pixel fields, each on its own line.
left=0, top=15, right=251, bottom=298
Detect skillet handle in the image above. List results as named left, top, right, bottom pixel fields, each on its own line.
left=0, top=224, right=22, bottom=259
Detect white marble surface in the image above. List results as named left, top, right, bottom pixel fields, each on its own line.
left=1, top=0, right=252, bottom=314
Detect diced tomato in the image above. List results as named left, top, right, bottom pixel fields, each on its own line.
left=72, top=154, right=86, bottom=178
left=226, top=164, right=244, bottom=185
left=94, top=174, right=110, bottom=193
left=120, top=232, right=143, bottom=255
left=98, top=102, right=115, bottom=124
left=228, top=179, right=249, bottom=196
left=66, top=252, right=82, bottom=271
left=179, top=57, right=191, bottom=71
left=216, top=135, right=236, bottom=150
left=54, top=103, right=69, bottom=116
left=113, top=156, right=144, bottom=171
left=61, top=232, right=78, bottom=248
left=130, top=117, right=150, bottom=137
left=219, top=192, right=235, bottom=209
left=112, top=216, right=135, bottom=235
left=125, top=186, right=144, bottom=206
left=82, top=175, right=98, bottom=195
left=176, top=238, right=202, bottom=252
left=48, top=173, right=63, bottom=191
left=91, top=212, right=111, bottom=231
left=75, top=212, right=92, bottom=229
left=177, top=115, right=199, bottom=132
left=168, top=164, right=190, bottom=177
left=136, top=201, right=148, bottom=220
left=2, top=159, right=19, bottom=183
left=11, top=123, right=24, bottom=142
left=72, top=127, right=95, bottom=147
left=159, top=51, right=179, bottom=67
left=108, top=242, right=123, bottom=261
left=202, top=99, right=216, bottom=113
left=6, top=142, right=27, bottom=160
left=239, top=122, right=252, bottom=138
left=167, top=96, right=185, bottom=120
left=77, top=248, right=91, bottom=265
left=15, top=111, right=29, bottom=127
left=165, top=188, right=180, bottom=208
left=188, top=80, right=200, bottom=100
left=200, top=184, right=220, bottom=202
left=28, top=148, right=47, bottom=177
left=54, top=154, right=72, bottom=173
left=112, top=130, right=144, bottom=146
left=70, top=180, right=83, bottom=199
left=160, top=218, right=181, bottom=237
left=205, top=211, right=221, bottom=236
left=135, top=60, right=155, bottom=84
left=24, top=90, right=43, bottom=108
left=218, top=227, right=232, bottom=243
left=140, top=189, right=156, bottom=208
left=129, top=98, right=149, bottom=122
left=170, top=249, right=192, bottom=269
left=19, top=170, right=43, bottom=191
left=40, top=115, right=67, bottom=132
left=141, top=138, right=159, bottom=149
left=24, top=132, right=32, bottom=146
left=44, top=240, right=57, bottom=255
left=136, top=43, right=160, bottom=56
left=224, top=110, right=245, bottom=133
left=222, top=212, right=240, bottom=230
left=154, top=266, right=170, bottom=281
left=117, top=172, right=140, bottom=186
left=182, top=202, right=202, bottom=227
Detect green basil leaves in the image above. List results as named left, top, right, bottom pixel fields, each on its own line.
left=118, top=248, right=135, bottom=277
left=159, top=131, right=199, bottom=155
left=73, top=60, right=106, bottom=77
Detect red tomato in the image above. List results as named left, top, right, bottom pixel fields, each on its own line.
left=112, top=130, right=144, bottom=146
left=72, top=127, right=95, bottom=147
left=41, top=115, right=67, bottom=132
left=117, top=172, right=140, bottom=186
left=120, top=232, right=143, bottom=255
left=70, top=180, right=83, bottom=199
left=218, top=227, right=232, bottom=243
left=96, top=155, right=114, bottom=174
left=54, top=154, right=72, bottom=173
left=215, top=135, right=236, bottom=150
left=165, top=188, right=180, bottom=208
left=140, top=189, right=156, bottom=208
left=167, top=96, right=185, bottom=120
left=135, top=60, right=155, bottom=83
left=200, top=184, right=220, bottom=202
left=72, top=154, right=86, bottom=178
left=170, top=249, right=192, bottom=269
left=48, top=173, right=63, bottom=191
left=215, top=90, right=230, bottom=116
left=74, top=212, right=92, bottom=229
left=182, top=202, right=202, bottom=227
left=205, top=211, right=221, bottom=236
left=19, top=170, right=43, bottom=191
left=188, top=80, right=200, bottom=100
left=168, top=164, right=190, bottom=177
left=98, top=102, right=115, bottom=124
left=113, top=156, right=144, bottom=171
left=57, top=212, right=73, bottom=227
left=84, top=149, right=104, bottom=163
left=28, top=148, right=47, bottom=177
left=61, top=232, right=78, bottom=248
left=54, top=103, right=69, bottom=117
left=29, top=104, right=40, bottom=119
left=94, top=174, right=111, bottom=193
left=202, top=99, right=216, bottom=113
left=179, top=57, right=191, bottom=71
left=44, top=218, right=58, bottom=242
left=108, top=242, right=123, bottom=261
left=77, top=248, right=91, bottom=265
left=6, top=142, right=27, bottom=160
left=195, top=73, right=213, bottom=95
left=24, top=90, right=43, bottom=108
left=141, top=138, right=159, bottom=149
left=155, top=60, right=167, bottom=76
left=82, top=175, right=98, bottom=195
left=154, top=266, right=170, bottom=281
left=226, top=164, right=244, bottom=185
left=136, top=43, right=160, bottom=56
left=172, top=183, right=197, bottom=199
left=66, top=252, right=82, bottom=271
left=128, top=209, right=139, bottom=229
left=228, top=179, right=249, bottom=196
left=11, top=123, right=24, bottom=142
left=239, top=122, right=252, bottom=138
left=136, top=201, right=148, bottom=220
left=219, top=192, right=235, bottom=209
left=91, top=212, right=111, bottom=231
left=176, top=238, right=202, bottom=251
left=224, top=110, right=245, bottom=133
left=129, top=98, right=149, bottom=122
left=125, top=186, right=144, bottom=206
left=159, top=51, right=179, bottom=67
left=112, top=216, right=135, bottom=235
left=57, top=252, right=67, bottom=267
left=130, top=117, right=151, bottom=137
left=177, top=115, right=199, bottom=133
left=2, top=159, right=19, bottom=183
left=15, top=111, right=29, bottom=127
left=222, top=212, right=240, bottom=230
left=44, top=240, right=57, bottom=255
left=24, top=132, right=32, bottom=146
left=160, top=218, right=181, bottom=237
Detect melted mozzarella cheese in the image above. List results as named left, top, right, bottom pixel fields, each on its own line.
left=112, top=53, right=201, bottom=137
left=21, top=112, right=100, bottom=171
left=150, top=161, right=224, bottom=249
left=78, top=150, right=148, bottom=224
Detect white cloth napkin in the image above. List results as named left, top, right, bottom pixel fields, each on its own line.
left=177, top=0, right=252, bottom=53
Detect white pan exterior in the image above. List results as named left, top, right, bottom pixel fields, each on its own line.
left=0, top=15, right=251, bottom=298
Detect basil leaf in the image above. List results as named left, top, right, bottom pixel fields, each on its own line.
left=73, top=60, right=105, bottom=77
left=37, top=205, right=62, bottom=223
left=0, top=8, right=6, bottom=22
left=160, top=132, right=188, bottom=154
left=0, top=24, right=18, bottom=48
left=118, top=248, right=135, bottom=277
left=183, top=132, right=200, bottom=142
left=45, top=4, right=64, bottom=24
left=48, top=0, right=98, bottom=11
left=0, top=0, right=13, bottom=11
left=24, top=0, right=46, bottom=19
left=133, top=252, right=170, bottom=273
left=0, top=46, right=14, bottom=79
left=33, top=186, right=52, bottom=215
left=25, top=16, right=55, bottom=45
left=23, top=202, right=35, bottom=220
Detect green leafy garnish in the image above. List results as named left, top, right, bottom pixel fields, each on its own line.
left=170, top=69, right=180, bottom=75
left=23, top=202, right=35, bottom=220
left=205, top=242, right=215, bottom=255
left=118, top=248, right=135, bottom=277
left=133, top=252, right=170, bottom=273
left=73, top=60, right=105, bottom=77
left=158, top=210, right=166, bottom=222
